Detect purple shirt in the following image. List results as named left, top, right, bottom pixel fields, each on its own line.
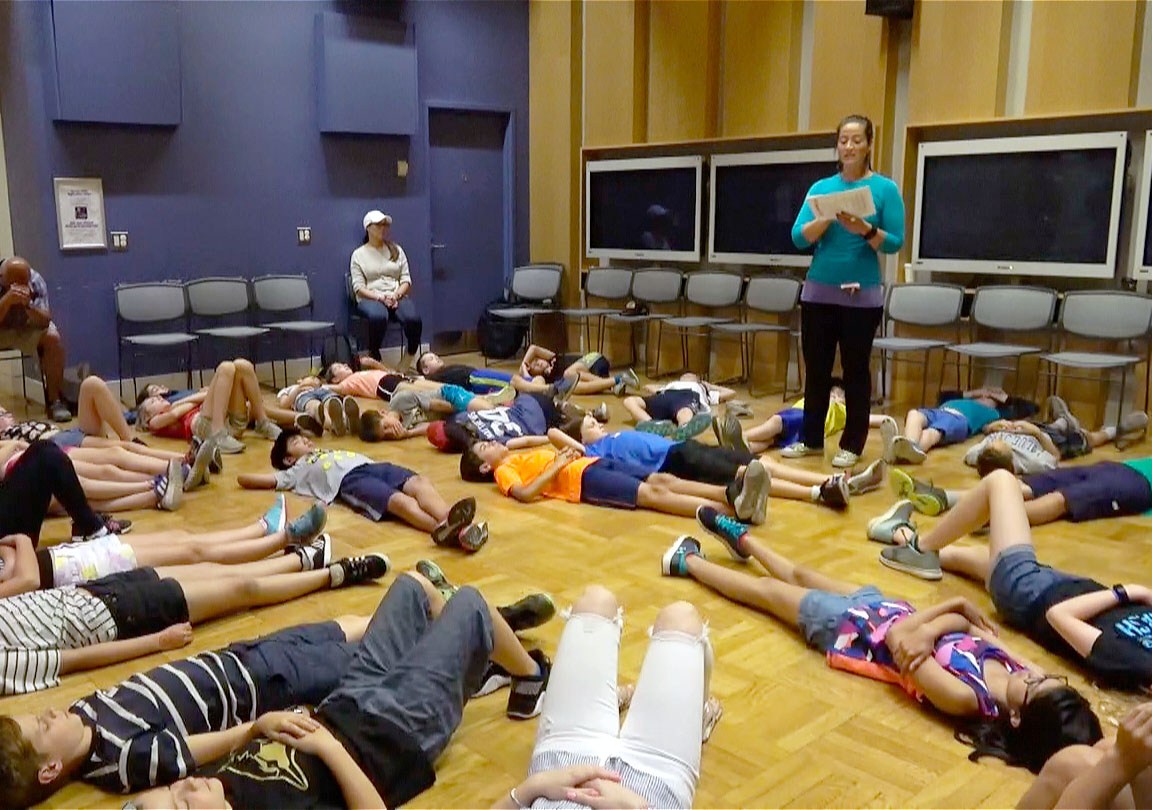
left=800, top=279, right=884, bottom=309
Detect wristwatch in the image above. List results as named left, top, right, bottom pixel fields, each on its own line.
left=863, top=224, right=879, bottom=240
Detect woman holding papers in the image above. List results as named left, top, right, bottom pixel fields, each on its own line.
left=787, top=114, right=906, bottom=469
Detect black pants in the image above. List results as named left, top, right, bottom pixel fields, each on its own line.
left=0, top=440, right=103, bottom=544
left=660, top=440, right=753, bottom=485
left=357, top=297, right=423, bottom=357
left=800, top=302, right=883, bottom=455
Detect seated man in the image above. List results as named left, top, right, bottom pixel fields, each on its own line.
left=426, top=391, right=581, bottom=454
left=514, top=343, right=639, bottom=397
left=882, top=386, right=1013, bottom=464
left=874, top=469, right=1152, bottom=691
left=244, top=428, right=488, bottom=551
left=622, top=373, right=732, bottom=441
left=123, top=572, right=552, bottom=810
left=0, top=568, right=553, bottom=805
left=461, top=441, right=770, bottom=524
left=0, top=257, right=70, bottom=421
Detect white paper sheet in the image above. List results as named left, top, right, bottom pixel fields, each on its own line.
left=807, top=186, right=876, bottom=220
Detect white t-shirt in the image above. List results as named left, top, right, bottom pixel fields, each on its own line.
left=964, top=431, right=1057, bottom=474
left=350, top=243, right=411, bottom=297
left=662, top=380, right=720, bottom=412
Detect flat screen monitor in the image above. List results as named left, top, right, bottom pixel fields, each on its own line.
left=708, top=148, right=836, bottom=266
left=912, top=132, right=1127, bottom=279
left=1131, top=131, right=1152, bottom=279
left=586, top=156, right=702, bottom=262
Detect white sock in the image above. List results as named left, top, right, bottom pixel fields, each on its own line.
left=1104, top=426, right=1118, bottom=439
left=810, top=485, right=821, bottom=501
left=945, top=490, right=960, bottom=508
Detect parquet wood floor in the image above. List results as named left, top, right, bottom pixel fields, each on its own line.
left=9, top=355, right=1148, bottom=809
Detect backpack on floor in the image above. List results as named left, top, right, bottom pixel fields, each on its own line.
left=319, top=334, right=358, bottom=374
left=477, top=298, right=528, bottom=360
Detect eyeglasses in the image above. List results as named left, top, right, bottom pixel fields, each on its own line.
left=1024, top=673, right=1068, bottom=703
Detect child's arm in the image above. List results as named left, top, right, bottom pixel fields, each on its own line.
left=171, top=391, right=207, bottom=407
left=1045, top=585, right=1151, bottom=657
left=59, top=623, right=192, bottom=675
left=906, top=656, right=981, bottom=717
left=506, top=435, right=550, bottom=449
left=510, top=374, right=550, bottom=394
left=280, top=721, right=387, bottom=810
left=509, top=449, right=579, bottom=502
left=0, top=535, right=40, bottom=598
left=358, top=356, right=390, bottom=371
left=147, top=401, right=198, bottom=430
left=705, top=382, right=736, bottom=402
left=237, top=473, right=279, bottom=489
left=1009, top=421, right=1061, bottom=458
left=0, top=440, right=25, bottom=471
left=519, top=345, right=554, bottom=377
left=547, top=427, right=584, bottom=453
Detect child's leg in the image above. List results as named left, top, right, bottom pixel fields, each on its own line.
left=130, top=524, right=290, bottom=568
left=637, top=482, right=734, bottom=519
left=202, top=361, right=237, bottom=432
left=868, top=413, right=887, bottom=427
left=915, top=469, right=1037, bottom=561
left=745, top=414, right=783, bottom=453
left=264, top=405, right=302, bottom=427
left=904, top=409, right=942, bottom=450
left=623, top=396, right=652, bottom=423
left=78, top=436, right=184, bottom=462
left=646, top=472, right=728, bottom=502
left=76, top=475, right=154, bottom=497
left=1085, top=428, right=1112, bottom=448
left=154, top=553, right=300, bottom=581
left=71, top=458, right=153, bottom=484
left=232, top=358, right=269, bottom=422
left=684, top=555, right=811, bottom=625
left=69, top=445, right=167, bottom=476
left=762, top=459, right=831, bottom=487
left=83, top=492, right=157, bottom=512
left=939, top=545, right=993, bottom=582
left=177, top=567, right=332, bottom=624
left=674, top=407, right=695, bottom=426
left=401, top=476, right=451, bottom=523
left=77, top=376, right=134, bottom=440
left=386, top=491, right=440, bottom=532
left=573, top=377, right=616, bottom=395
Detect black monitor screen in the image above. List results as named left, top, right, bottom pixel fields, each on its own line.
left=919, top=148, right=1119, bottom=265
left=712, top=160, right=831, bottom=257
left=588, top=167, right=698, bottom=253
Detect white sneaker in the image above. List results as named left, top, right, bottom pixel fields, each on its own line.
left=879, top=416, right=899, bottom=464
left=831, top=449, right=859, bottom=468
left=891, top=436, right=927, bottom=464
left=780, top=442, right=822, bottom=459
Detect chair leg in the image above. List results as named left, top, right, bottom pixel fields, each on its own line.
left=1118, top=367, right=1128, bottom=428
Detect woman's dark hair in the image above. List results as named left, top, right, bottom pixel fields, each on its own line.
left=460, top=444, right=494, bottom=483
left=955, top=686, right=1102, bottom=773
left=976, top=443, right=1016, bottom=477
left=835, top=114, right=874, bottom=171
left=271, top=427, right=301, bottom=471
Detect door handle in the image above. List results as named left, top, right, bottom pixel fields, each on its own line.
left=431, top=242, right=447, bottom=250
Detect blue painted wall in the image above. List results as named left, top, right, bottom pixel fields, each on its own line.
left=0, top=0, right=529, bottom=376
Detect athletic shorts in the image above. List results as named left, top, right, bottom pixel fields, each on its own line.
left=337, top=462, right=417, bottom=521
left=774, top=408, right=804, bottom=448
left=438, top=384, right=475, bottom=413
left=916, top=407, right=969, bottom=444
left=986, top=545, right=1079, bottom=630
left=1040, top=424, right=1090, bottom=460
left=79, top=568, right=189, bottom=639
left=1023, top=462, right=1152, bottom=522
left=468, top=368, right=513, bottom=394
left=797, top=585, right=885, bottom=653
left=581, top=352, right=609, bottom=377
left=376, top=374, right=408, bottom=401
left=660, top=440, right=752, bottom=485
left=294, top=388, right=339, bottom=410
left=153, top=407, right=199, bottom=441
left=643, top=390, right=705, bottom=422
left=229, top=621, right=358, bottom=715
left=48, top=534, right=138, bottom=587
left=50, top=428, right=86, bottom=449
left=579, top=458, right=651, bottom=509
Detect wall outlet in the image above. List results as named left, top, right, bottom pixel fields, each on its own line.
left=110, top=231, right=128, bottom=250
left=297, top=226, right=311, bottom=245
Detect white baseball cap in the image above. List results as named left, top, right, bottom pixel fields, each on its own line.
left=363, top=210, right=392, bottom=229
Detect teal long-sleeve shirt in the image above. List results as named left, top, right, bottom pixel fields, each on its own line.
left=791, top=172, right=906, bottom=289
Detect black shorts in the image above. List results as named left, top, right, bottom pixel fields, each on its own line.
left=376, top=374, right=408, bottom=401
left=580, top=458, right=650, bottom=508
left=79, top=568, right=189, bottom=640
left=229, top=621, right=358, bottom=715
left=1023, top=462, right=1152, bottom=522
left=643, top=390, right=704, bottom=421
left=660, top=440, right=752, bottom=485
left=528, top=392, right=562, bottom=427
left=1040, top=424, right=1090, bottom=459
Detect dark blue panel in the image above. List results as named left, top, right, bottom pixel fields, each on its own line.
left=51, top=0, right=181, bottom=125
left=317, top=12, right=417, bottom=135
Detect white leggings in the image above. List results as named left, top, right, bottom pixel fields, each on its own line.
left=531, top=610, right=708, bottom=807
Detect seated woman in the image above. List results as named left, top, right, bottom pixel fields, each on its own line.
left=665, top=507, right=1101, bottom=773
left=494, top=586, right=717, bottom=810
left=350, top=209, right=422, bottom=369
left=513, top=343, right=639, bottom=397
left=876, top=468, right=1152, bottom=692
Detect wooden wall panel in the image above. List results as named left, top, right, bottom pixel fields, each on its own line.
left=721, top=0, right=803, bottom=136
left=647, top=0, right=717, bottom=142
left=1026, top=0, right=1140, bottom=114
left=808, top=0, right=888, bottom=132
left=907, top=0, right=1007, bottom=123
left=584, top=0, right=639, bottom=147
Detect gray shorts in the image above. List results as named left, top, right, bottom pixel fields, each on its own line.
left=51, top=428, right=86, bottom=449
left=797, top=585, right=885, bottom=653
left=987, top=545, right=1077, bottom=629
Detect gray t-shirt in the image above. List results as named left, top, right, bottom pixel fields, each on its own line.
left=274, top=450, right=371, bottom=502
left=964, top=431, right=1056, bottom=475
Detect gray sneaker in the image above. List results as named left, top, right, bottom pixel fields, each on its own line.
left=879, top=543, right=942, bottom=580
left=866, top=500, right=915, bottom=545
left=1117, top=411, right=1149, bottom=450
left=613, top=368, right=640, bottom=396
left=720, top=413, right=749, bottom=455
left=211, top=429, right=246, bottom=454
left=326, top=397, right=347, bottom=436
left=156, top=458, right=184, bottom=511
left=343, top=397, right=361, bottom=435
left=1046, top=395, right=1081, bottom=434
left=891, top=436, right=927, bottom=464
left=253, top=418, right=282, bottom=441
left=734, top=458, right=770, bottom=525
left=185, top=437, right=215, bottom=489
left=848, top=458, right=886, bottom=495
left=878, top=416, right=899, bottom=464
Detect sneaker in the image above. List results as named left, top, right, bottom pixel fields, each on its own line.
left=550, top=374, right=578, bottom=405
left=891, top=436, right=927, bottom=464
left=157, top=459, right=183, bottom=511
left=1046, top=395, right=1081, bottom=434
left=662, top=535, right=704, bottom=576
left=329, top=553, right=391, bottom=588
left=457, top=521, right=489, bottom=553
left=208, top=443, right=223, bottom=473
left=294, top=412, right=324, bottom=437
left=636, top=412, right=713, bottom=441
left=498, top=593, right=557, bottom=632
left=780, top=441, right=822, bottom=459
left=98, top=514, right=132, bottom=535
left=48, top=399, right=72, bottom=423
left=591, top=402, right=609, bottom=423
left=343, top=398, right=361, bottom=435
left=889, top=468, right=949, bottom=516
left=637, top=418, right=675, bottom=435
left=432, top=497, right=477, bottom=547
left=612, top=368, right=640, bottom=397
left=817, top=474, right=850, bottom=510
left=192, top=412, right=214, bottom=441
left=734, top=458, right=769, bottom=525
left=73, top=524, right=112, bottom=543
left=253, top=418, right=281, bottom=441
left=416, top=559, right=459, bottom=600
left=702, top=695, right=724, bottom=742
left=831, top=449, right=859, bottom=469
left=867, top=500, right=916, bottom=545
left=226, top=411, right=248, bottom=436
left=474, top=661, right=512, bottom=697
left=289, top=532, right=332, bottom=571
left=879, top=543, right=942, bottom=580
left=1117, top=411, right=1150, bottom=450
left=488, top=385, right=517, bottom=406
left=720, top=412, right=750, bottom=455
left=185, top=437, right=215, bottom=490
left=696, top=505, right=750, bottom=562
left=211, top=429, right=245, bottom=454
left=262, top=493, right=287, bottom=535
left=724, top=474, right=742, bottom=510
left=848, top=458, right=886, bottom=495
left=326, top=397, right=346, bottom=436
left=507, top=649, right=551, bottom=720
left=878, top=415, right=899, bottom=464
left=286, top=501, right=328, bottom=544
left=399, top=406, right=424, bottom=430
left=725, top=400, right=754, bottom=419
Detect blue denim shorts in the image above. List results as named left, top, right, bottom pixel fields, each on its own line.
left=797, top=585, right=885, bottom=653
left=917, top=407, right=969, bottom=444
left=987, top=545, right=1077, bottom=629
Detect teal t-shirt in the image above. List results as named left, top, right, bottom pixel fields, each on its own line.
left=791, top=172, right=905, bottom=288
left=1123, top=458, right=1152, bottom=515
left=941, top=398, right=999, bottom=434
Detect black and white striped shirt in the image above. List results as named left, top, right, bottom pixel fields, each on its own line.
left=72, top=649, right=258, bottom=793
left=529, top=751, right=683, bottom=809
left=0, top=587, right=116, bottom=695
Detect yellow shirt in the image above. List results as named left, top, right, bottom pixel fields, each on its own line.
left=494, top=448, right=596, bottom=503
left=792, top=398, right=847, bottom=437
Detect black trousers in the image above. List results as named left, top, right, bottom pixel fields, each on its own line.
left=800, top=302, right=883, bottom=455
left=660, top=440, right=753, bottom=485
left=0, top=440, right=103, bottom=544
left=357, top=297, right=423, bottom=357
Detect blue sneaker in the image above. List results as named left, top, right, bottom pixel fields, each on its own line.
left=286, top=501, right=327, bottom=544
left=696, top=506, right=751, bottom=561
left=262, top=493, right=286, bottom=535
left=662, top=536, right=704, bottom=577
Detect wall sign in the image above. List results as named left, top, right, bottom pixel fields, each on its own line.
left=54, top=177, right=107, bottom=250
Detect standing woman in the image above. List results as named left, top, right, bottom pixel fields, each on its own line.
left=350, top=209, right=423, bottom=370
left=786, top=114, right=905, bottom=468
